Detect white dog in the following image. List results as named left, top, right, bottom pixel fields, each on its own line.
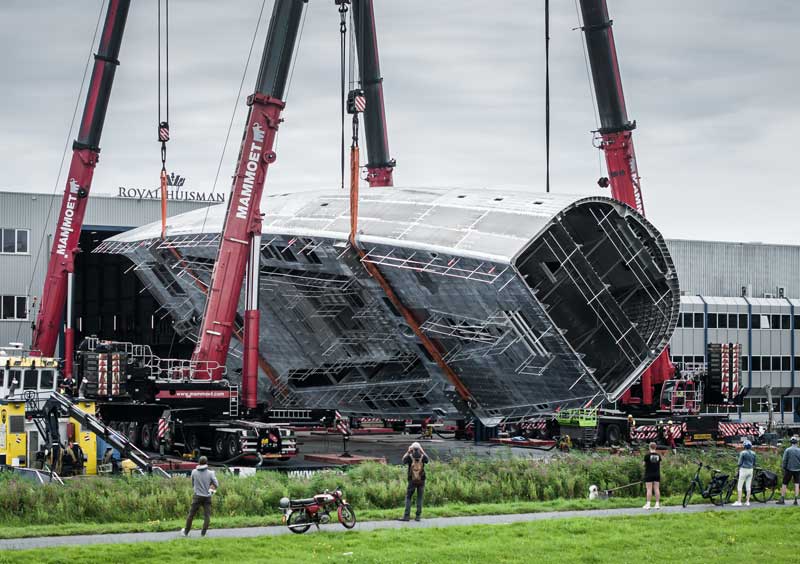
left=588, top=485, right=599, bottom=500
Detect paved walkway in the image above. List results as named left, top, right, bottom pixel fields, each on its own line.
left=0, top=502, right=791, bottom=551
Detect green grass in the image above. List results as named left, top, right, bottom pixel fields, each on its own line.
left=0, top=496, right=688, bottom=539
left=0, top=507, right=792, bottom=563
left=0, top=449, right=776, bottom=530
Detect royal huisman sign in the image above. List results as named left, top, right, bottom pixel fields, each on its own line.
left=116, top=173, right=225, bottom=202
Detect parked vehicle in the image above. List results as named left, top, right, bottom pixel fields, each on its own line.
left=280, top=488, right=356, bottom=534
left=682, top=461, right=730, bottom=507
left=724, top=466, right=779, bottom=503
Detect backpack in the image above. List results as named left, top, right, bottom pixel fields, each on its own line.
left=410, top=456, right=425, bottom=485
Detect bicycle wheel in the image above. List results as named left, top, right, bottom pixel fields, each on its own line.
left=752, top=475, right=777, bottom=503
left=724, top=478, right=736, bottom=504
left=710, top=487, right=726, bottom=506
left=682, top=482, right=697, bottom=508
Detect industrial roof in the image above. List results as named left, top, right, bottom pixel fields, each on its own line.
left=107, top=187, right=619, bottom=263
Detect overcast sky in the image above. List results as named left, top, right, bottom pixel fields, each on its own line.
left=1, top=1, right=798, bottom=244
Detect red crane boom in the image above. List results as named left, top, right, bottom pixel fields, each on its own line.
left=190, top=1, right=306, bottom=411
left=579, top=0, right=674, bottom=408
left=31, top=0, right=131, bottom=377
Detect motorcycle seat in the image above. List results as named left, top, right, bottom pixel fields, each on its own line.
left=291, top=498, right=317, bottom=506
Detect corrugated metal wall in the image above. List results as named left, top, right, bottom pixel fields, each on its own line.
left=0, top=191, right=214, bottom=348
left=666, top=239, right=800, bottom=299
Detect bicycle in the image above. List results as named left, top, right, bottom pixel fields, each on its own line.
left=682, top=461, right=730, bottom=507
left=724, top=466, right=779, bottom=504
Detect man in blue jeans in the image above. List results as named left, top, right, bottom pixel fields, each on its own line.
left=400, top=442, right=429, bottom=521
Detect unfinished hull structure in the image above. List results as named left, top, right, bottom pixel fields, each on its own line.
left=96, top=187, right=680, bottom=423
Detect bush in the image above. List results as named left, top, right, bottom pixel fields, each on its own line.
left=0, top=448, right=781, bottom=526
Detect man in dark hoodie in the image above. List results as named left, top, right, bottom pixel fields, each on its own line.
left=182, top=456, right=219, bottom=537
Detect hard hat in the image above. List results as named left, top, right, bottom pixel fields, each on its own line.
left=667, top=420, right=673, bottom=425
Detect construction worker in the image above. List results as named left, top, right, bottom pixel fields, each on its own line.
left=627, top=414, right=636, bottom=441
left=666, top=421, right=677, bottom=453
left=777, top=436, right=800, bottom=505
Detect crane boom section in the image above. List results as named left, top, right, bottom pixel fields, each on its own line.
left=191, top=0, right=306, bottom=376
left=32, top=0, right=131, bottom=358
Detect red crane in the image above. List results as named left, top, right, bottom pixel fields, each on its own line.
left=352, top=0, right=395, bottom=187
left=30, top=0, right=131, bottom=378
left=578, top=0, right=675, bottom=409
left=190, top=0, right=307, bottom=411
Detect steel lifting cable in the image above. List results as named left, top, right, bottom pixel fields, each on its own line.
left=545, top=0, right=551, bottom=193
left=157, top=0, right=170, bottom=240
left=338, top=1, right=349, bottom=191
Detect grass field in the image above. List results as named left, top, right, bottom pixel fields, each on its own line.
left=0, top=507, right=792, bottom=564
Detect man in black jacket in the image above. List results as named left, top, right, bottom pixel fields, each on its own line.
left=400, top=442, right=429, bottom=521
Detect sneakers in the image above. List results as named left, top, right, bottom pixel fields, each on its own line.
left=642, top=503, right=651, bottom=510
left=414, top=516, right=421, bottom=521
left=776, top=498, right=786, bottom=505
left=180, top=528, right=188, bottom=537
left=794, top=499, right=798, bottom=506
left=654, top=502, right=661, bottom=510
left=731, top=501, right=742, bottom=507
left=745, top=501, right=750, bottom=506
left=399, top=517, right=410, bottom=522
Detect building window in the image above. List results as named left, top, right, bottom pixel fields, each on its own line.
left=751, top=356, right=761, bottom=371
left=782, top=357, right=791, bottom=371
left=0, top=295, right=28, bottom=320
left=694, top=313, right=704, bottom=328
left=771, top=356, right=781, bottom=371
left=741, top=356, right=748, bottom=371
left=718, top=313, right=728, bottom=329
left=707, top=313, right=717, bottom=329
left=682, top=313, right=694, bottom=328
left=1, top=228, right=29, bottom=254
left=751, top=314, right=761, bottom=329
left=728, top=314, right=738, bottom=329
left=781, top=315, right=791, bottom=330
left=739, top=314, right=748, bottom=329
left=794, top=316, right=799, bottom=330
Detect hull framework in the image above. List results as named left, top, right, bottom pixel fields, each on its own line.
left=97, top=187, right=679, bottom=423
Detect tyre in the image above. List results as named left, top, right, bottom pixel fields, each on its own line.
left=753, top=476, right=777, bottom=503
left=213, top=433, right=226, bottom=460
left=185, top=431, right=199, bottom=456
left=682, top=482, right=697, bottom=508
left=287, top=510, right=311, bottom=534
left=140, top=423, right=154, bottom=452
left=724, top=478, right=736, bottom=504
left=338, top=504, right=356, bottom=529
left=127, top=422, right=139, bottom=446
left=224, top=434, right=241, bottom=459
left=605, top=424, right=621, bottom=445
left=710, top=489, right=726, bottom=506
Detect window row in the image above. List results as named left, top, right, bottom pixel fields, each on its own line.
left=741, top=356, right=799, bottom=372
left=0, top=295, right=28, bottom=320
left=672, top=355, right=799, bottom=372
left=1, top=228, right=29, bottom=254
left=676, top=312, right=798, bottom=330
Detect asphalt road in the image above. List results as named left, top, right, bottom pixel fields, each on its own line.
left=0, top=502, right=792, bottom=551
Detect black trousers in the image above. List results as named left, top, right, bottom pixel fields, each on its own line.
left=185, top=495, right=212, bottom=534
left=404, top=482, right=424, bottom=518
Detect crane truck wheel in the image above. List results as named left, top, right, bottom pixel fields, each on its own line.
left=605, top=424, right=621, bottom=445
left=213, top=433, right=226, bottom=460
left=140, top=423, right=154, bottom=452
left=127, top=422, right=140, bottom=446
left=224, top=434, right=242, bottom=459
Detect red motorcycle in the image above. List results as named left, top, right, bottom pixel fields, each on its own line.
left=279, top=488, right=356, bottom=534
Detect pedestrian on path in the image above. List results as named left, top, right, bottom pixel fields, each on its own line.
left=182, top=456, right=219, bottom=537
left=777, top=436, right=800, bottom=505
left=400, top=442, right=429, bottom=521
left=643, top=442, right=661, bottom=510
left=732, top=440, right=756, bottom=506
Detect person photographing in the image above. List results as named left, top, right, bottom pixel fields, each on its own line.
left=181, top=456, right=219, bottom=537
left=400, top=442, right=429, bottom=521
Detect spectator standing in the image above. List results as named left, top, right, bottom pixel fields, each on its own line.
left=777, top=436, right=800, bottom=505
left=182, top=456, right=219, bottom=536
left=643, top=442, right=661, bottom=510
left=400, top=442, right=429, bottom=521
left=732, top=440, right=756, bottom=506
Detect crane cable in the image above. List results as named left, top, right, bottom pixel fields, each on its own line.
left=157, top=0, right=170, bottom=240
left=545, top=0, right=550, bottom=193
left=338, top=1, right=349, bottom=191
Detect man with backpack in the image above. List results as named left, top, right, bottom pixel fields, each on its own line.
left=400, top=442, right=429, bottom=521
